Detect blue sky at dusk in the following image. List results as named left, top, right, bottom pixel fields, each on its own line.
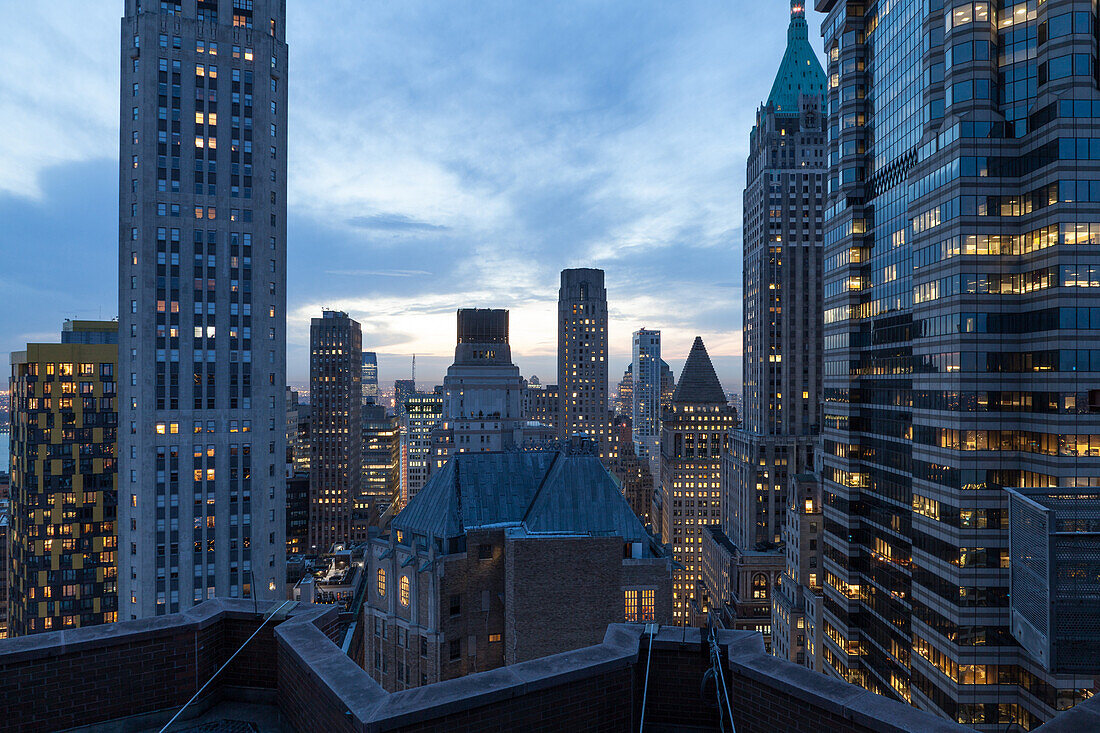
left=0, top=1, right=824, bottom=391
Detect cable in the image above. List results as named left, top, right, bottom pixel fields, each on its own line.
left=709, top=626, right=736, bottom=733
left=158, top=600, right=295, bottom=733
left=638, top=623, right=658, bottom=733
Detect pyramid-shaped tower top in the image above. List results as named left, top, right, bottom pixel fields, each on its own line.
left=766, top=0, right=827, bottom=113
left=671, top=337, right=727, bottom=404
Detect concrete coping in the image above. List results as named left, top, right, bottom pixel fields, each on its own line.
left=723, top=633, right=973, bottom=733
left=0, top=598, right=336, bottom=665
left=363, top=623, right=641, bottom=731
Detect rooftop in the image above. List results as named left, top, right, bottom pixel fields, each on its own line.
left=4, top=598, right=1059, bottom=732
left=392, top=448, right=651, bottom=547
left=671, top=336, right=728, bottom=404
left=766, top=0, right=827, bottom=113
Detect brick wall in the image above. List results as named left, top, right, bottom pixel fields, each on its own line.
left=505, top=535, right=623, bottom=664
left=11, top=597, right=1099, bottom=733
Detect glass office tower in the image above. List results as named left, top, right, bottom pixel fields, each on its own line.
left=817, top=0, right=1099, bottom=727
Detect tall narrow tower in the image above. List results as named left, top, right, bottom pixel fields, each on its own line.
left=729, top=0, right=826, bottom=548
left=118, top=0, right=288, bottom=618
left=557, top=268, right=610, bottom=457
left=309, top=311, right=362, bottom=551
left=631, top=328, right=662, bottom=478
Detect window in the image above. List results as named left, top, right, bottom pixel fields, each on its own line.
left=624, top=589, right=639, bottom=622
left=752, top=573, right=769, bottom=600
left=449, top=594, right=461, bottom=616
left=489, top=633, right=502, bottom=643
left=399, top=575, right=410, bottom=607
left=377, top=568, right=386, bottom=597
left=449, top=638, right=461, bottom=661
left=478, top=543, right=493, bottom=560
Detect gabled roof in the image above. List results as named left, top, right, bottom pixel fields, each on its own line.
left=393, top=450, right=649, bottom=545
left=524, top=453, right=649, bottom=542
left=671, top=337, right=727, bottom=405
left=766, top=2, right=827, bottom=113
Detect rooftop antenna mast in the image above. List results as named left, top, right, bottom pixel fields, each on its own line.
left=412, top=354, right=416, bottom=387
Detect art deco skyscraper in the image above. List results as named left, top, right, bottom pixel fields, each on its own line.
left=118, top=0, right=287, bottom=618
left=817, top=0, right=1100, bottom=725
left=728, top=1, right=826, bottom=549
left=557, top=268, right=610, bottom=457
left=430, top=309, right=526, bottom=470
left=658, top=338, right=736, bottom=623
left=309, top=311, right=362, bottom=552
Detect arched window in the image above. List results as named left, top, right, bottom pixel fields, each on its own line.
left=377, top=568, right=386, bottom=597
left=400, top=575, right=410, bottom=607
left=752, top=573, right=769, bottom=600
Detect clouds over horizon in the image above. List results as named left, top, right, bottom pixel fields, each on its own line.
left=0, top=1, right=824, bottom=391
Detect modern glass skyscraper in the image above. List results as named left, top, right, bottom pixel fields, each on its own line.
left=362, top=351, right=379, bottom=405
left=817, top=0, right=1099, bottom=726
left=118, top=0, right=287, bottom=617
left=558, top=268, right=610, bottom=457
left=730, top=0, right=827, bottom=550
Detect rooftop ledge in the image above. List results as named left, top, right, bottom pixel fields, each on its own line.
left=2, top=599, right=1096, bottom=732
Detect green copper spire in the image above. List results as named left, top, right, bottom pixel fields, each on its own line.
left=766, top=0, right=826, bottom=113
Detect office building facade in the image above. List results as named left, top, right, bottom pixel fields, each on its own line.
left=730, top=1, right=826, bottom=549
left=816, top=0, right=1099, bottom=725
left=118, top=0, right=288, bottom=617
left=557, top=268, right=610, bottom=456
left=8, top=321, right=119, bottom=635
left=309, top=310, right=362, bottom=553
left=360, top=403, right=399, bottom=533
left=658, top=337, right=737, bottom=622
left=400, top=392, right=442, bottom=506
left=631, top=329, right=662, bottom=476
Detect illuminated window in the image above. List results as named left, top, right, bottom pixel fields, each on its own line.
left=752, top=573, right=769, bottom=600
left=399, top=575, right=410, bottom=607
left=625, top=590, right=638, bottom=622
left=377, top=568, right=386, bottom=597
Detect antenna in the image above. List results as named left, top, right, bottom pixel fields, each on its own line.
left=411, top=354, right=416, bottom=387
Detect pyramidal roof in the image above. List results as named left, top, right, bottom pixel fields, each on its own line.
left=766, top=1, right=827, bottom=113
left=671, top=337, right=727, bottom=404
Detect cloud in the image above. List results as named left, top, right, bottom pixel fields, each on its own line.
left=1, top=1, right=824, bottom=391
left=346, top=214, right=450, bottom=232
left=324, top=269, right=433, bottom=277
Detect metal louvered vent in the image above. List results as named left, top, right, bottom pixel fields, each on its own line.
left=1009, top=487, right=1100, bottom=673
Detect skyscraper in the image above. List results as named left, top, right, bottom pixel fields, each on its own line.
left=729, top=0, right=826, bottom=549
left=360, top=403, right=399, bottom=532
left=118, top=0, right=287, bottom=617
left=817, top=0, right=1100, bottom=724
left=631, top=328, right=662, bottom=477
left=401, top=391, right=442, bottom=506
left=557, top=268, right=610, bottom=457
left=361, top=351, right=379, bottom=405
left=8, top=321, right=119, bottom=636
left=658, top=337, right=736, bottom=623
left=431, top=309, right=526, bottom=470
left=309, top=311, right=362, bottom=553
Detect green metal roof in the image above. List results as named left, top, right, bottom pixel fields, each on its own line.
left=766, top=2, right=826, bottom=113
left=392, top=450, right=649, bottom=545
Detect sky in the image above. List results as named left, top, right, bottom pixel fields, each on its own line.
left=0, top=1, right=825, bottom=392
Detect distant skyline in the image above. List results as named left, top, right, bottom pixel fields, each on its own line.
left=0, top=1, right=826, bottom=390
